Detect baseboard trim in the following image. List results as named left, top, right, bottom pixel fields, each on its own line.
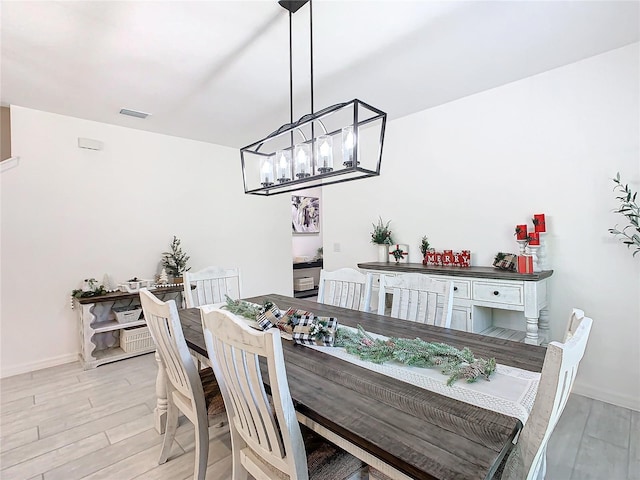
left=573, top=381, right=640, bottom=412
left=0, top=353, right=79, bottom=379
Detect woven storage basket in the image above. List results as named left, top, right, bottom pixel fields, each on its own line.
left=120, top=326, right=154, bottom=353
left=294, top=277, right=314, bottom=291
left=113, top=307, right=143, bottom=324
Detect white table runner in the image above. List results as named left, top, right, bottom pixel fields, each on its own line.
left=305, top=327, right=540, bottom=425
left=217, top=303, right=540, bottom=425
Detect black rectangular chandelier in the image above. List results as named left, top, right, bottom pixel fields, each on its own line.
left=240, top=0, right=387, bottom=196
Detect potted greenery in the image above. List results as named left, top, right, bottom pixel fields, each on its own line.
left=371, top=217, right=394, bottom=262
left=161, top=236, right=191, bottom=283
left=609, top=172, right=640, bottom=257
left=419, top=236, right=430, bottom=258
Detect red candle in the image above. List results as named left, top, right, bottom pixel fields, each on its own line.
left=533, top=214, right=546, bottom=233
left=515, top=224, right=528, bottom=240
left=528, top=232, right=540, bottom=245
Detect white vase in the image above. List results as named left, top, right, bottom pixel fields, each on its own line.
left=377, top=244, right=389, bottom=262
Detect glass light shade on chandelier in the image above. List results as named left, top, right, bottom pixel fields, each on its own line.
left=275, top=149, right=292, bottom=183
left=294, top=143, right=312, bottom=179
left=315, top=134, right=333, bottom=173
left=260, top=156, right=275, bottom=187
left=342, top=126, right=357, bottom=167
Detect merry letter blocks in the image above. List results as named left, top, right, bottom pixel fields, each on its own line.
left=423, top=249, right=471, bottom=267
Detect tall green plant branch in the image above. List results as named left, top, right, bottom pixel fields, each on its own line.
left=609, top=172, right=640, bottom=257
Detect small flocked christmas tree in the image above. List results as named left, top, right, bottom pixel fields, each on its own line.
left=161, top=236, right=191, bottom=278
left=158, top=268, right=169, bottom=285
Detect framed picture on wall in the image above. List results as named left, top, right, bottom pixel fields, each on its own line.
left=292, top=195, right=320, bottom=234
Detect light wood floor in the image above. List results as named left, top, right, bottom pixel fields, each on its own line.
left=0, top=353, right=637, bottom=479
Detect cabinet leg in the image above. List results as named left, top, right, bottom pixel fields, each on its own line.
left=538, top=308, right=550, bottom=346
left=525, top=316, right=540, bottom=345
left=154, top=351, right=169, bottom=434
left=80, top=303, right=98, bottom=367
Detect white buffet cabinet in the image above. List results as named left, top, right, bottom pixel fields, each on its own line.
left=358, top=262, right=553, bottom=345
left=75, top=286, right=184, bottom=369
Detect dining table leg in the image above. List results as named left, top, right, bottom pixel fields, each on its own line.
left=154, top=350, right=168, bottom=434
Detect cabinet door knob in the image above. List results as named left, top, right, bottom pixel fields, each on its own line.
left=493, top=290, right=500, bottom=296
left=453, top=286, right=458, bottom=291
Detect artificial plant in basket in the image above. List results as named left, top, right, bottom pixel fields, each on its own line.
left=161, top=236, right=191, bottom=279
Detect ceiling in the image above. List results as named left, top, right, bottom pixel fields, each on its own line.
left=2, top=1, right=639, bottom=149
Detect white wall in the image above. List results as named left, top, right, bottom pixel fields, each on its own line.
left=0, top=106, right=293, bottom=377
left=323, top=43, right=640, bottom=410
left=2, top=44, right=638, bottom=410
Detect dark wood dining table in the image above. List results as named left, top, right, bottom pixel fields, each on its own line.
left=170, top=294, right=546, bottom=480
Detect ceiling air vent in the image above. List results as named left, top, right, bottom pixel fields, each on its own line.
left=119, top=108, right=150, bottom=119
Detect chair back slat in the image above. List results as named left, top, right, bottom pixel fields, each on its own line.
left=201, top=307, right=308, bottom=478
left=183, top=266, right=241, bottom=308
left=380, top=273, right=453, bottom=327
left=317, top=268, right=373, bottom=312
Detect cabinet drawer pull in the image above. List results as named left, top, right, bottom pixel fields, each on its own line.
left=493, top=290, right=500, bottom=296
left=453, top=286, right=458, bottom=291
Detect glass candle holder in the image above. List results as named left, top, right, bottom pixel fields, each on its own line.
left=315, top=135, right=333, bottom=173
left=342, top=125, right=357, bottom=167
left=275, top=150, right=292, bottom=183
left=294, top=143, right=312, bottom=179
left=260, top=156, right=274, bottom=187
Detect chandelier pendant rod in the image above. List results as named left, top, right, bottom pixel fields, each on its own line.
left=309, top=0, right=316, bottom=171
left=309, top=0, right=314, bottom=116
left=288, top=9, right=294, bottom=149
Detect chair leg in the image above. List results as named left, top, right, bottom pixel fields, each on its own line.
left=537, top=453, right=547, bottom=480
left=193, top=416, right=209, bottom=480
left=230, top=432, right=249, bottom=480
left=231, top=465, right=249, bottom=480
left=159, top=400, right=179, bottom=464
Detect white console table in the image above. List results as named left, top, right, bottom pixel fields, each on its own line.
left=358, top=262, right=553, bottom=345
left=75, top=286, right=184, bottom=369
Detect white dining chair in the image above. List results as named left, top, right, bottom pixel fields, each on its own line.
left=139, top=289, right=226, bottom=480
left=495, top=308, right=593, bottom=480
left=183, top=266, right=241, bottom=308
left=371, top=310, right=594, bottom=480
left=200, top=305, right=365, bottom=480
left=378, top=273, right=454, bottom=327
left=317, top=267, right=373, bottom=312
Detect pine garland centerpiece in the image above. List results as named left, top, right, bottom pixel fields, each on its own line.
left=335, top=325, right=496, bottom=386
left=223, top=296, right=271, bottom=318
left=222, top=297, right=496, bottom=385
